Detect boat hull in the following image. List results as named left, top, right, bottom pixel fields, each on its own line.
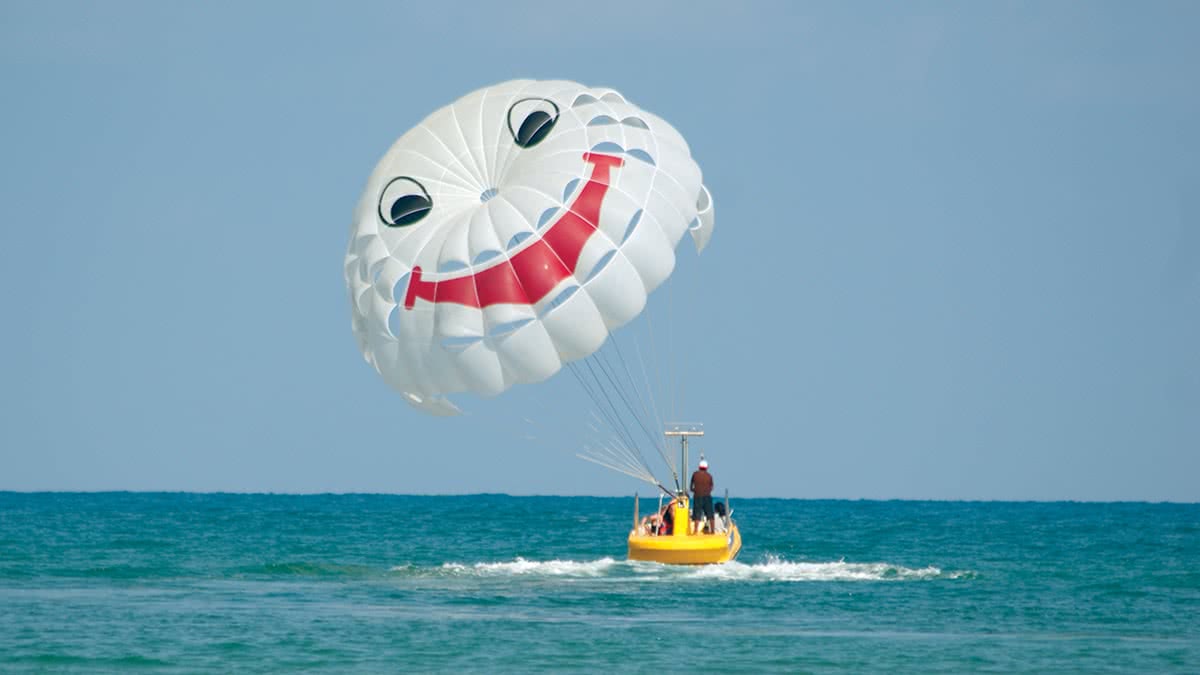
left=627, top=524, right=741, bottom=565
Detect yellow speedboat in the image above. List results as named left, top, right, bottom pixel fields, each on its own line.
left=624, top=423, right=742, bottom=565
left=628, top=494, right=741, bottom=565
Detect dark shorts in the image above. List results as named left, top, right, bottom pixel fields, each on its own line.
left=692, top=495, right=714, bottom=520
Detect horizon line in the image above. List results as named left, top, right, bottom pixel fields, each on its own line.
left=0, top=490, right=1196, bottom=505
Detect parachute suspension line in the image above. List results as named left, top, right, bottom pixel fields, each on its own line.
left=644, top=302, right=668, bottom=422
left=610, top=331, right=670, bottom=465
left=568, top=375, right=650, bottom=484
left=589, top=413, right=645, bottom=474
left=592, top=343, right=662, bottom=458
left=578, top=436, right=655, bottom=485
left=569, top=363, right=657, bottom=486
left=633, top=333, right=674, bottom=477
left=576, top=452, right=655, bottom=484
left=566, top=361, right=639, bottom=458
left=581, top=354, right=644, bottom=458
left=568, top=319, right=691, bottom=488
left=669, top=276, right=677, bottom=422
left=569, top=356, right=643, bottom=469
left=676, top=300, right=684, bottom=424
left=565, top=359, right=605, bottom=423
left=641, top=293, right=680, bottom=481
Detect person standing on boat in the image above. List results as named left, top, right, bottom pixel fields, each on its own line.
left=690, top=459, right=715, bottom=534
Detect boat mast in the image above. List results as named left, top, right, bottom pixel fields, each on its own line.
left=663, top=423, right=704, bottom=497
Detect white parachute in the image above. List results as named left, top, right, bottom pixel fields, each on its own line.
left=344, top=79, right=714, bottom=415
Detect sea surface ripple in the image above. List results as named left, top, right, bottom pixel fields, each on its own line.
left=0, top=493, right=1196, bottom=672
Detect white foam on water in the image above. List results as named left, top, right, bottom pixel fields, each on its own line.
left=403, top=555, right=970, bottom=582
left=681, top=555, right=950, bottom=582
left=440, top=557, right=618, bottom=577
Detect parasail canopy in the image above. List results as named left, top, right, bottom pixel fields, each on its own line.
left=344, top=79, right=714, bottom=415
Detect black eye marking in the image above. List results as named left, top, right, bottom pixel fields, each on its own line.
left=378, top=177, right=432, bottom=228
left=507, top=97, right=560, bottom=148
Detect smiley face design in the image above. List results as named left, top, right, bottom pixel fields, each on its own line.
left=345, top=80, right=714, bottom=414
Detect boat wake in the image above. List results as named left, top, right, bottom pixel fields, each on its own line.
left=679, top=555, right=968, bottom=582
left=435, top=557, right=619, bottom=577
left=394, top=555, right=972, bottom=582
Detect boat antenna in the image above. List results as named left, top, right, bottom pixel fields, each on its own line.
left=663, top=423, right=704, bottom=496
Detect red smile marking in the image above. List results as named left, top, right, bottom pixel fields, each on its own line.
left=403, top=152, right=625, bottom=310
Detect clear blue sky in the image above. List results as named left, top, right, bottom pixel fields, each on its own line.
left=2, top=1, right=1197, bottom=500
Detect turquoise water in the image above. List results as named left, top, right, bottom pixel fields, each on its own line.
left=1, top=494, right=1196, bottom=673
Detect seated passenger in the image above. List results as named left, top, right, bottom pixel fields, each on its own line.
left=711, top=512, right=726, bottom=533
left=713, top=500, right=728, bottom=533
left=660, top=500, right=675, bottom=535
left=640, top=513, right=663, bottom=536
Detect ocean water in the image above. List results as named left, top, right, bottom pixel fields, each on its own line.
left=0, top=494, right=1196, bottom=673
